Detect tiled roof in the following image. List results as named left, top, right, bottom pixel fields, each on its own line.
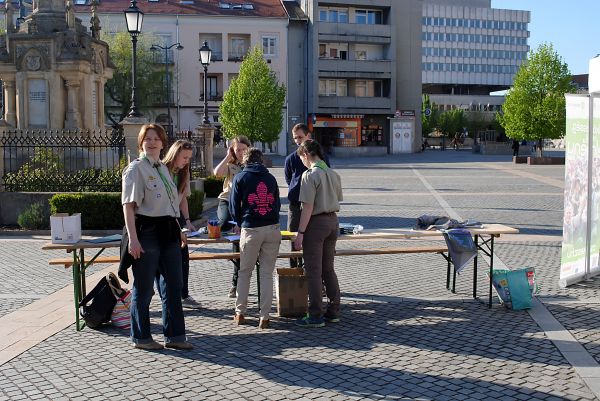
left=282, top=1, right=307, bottom=21
left=74, top=0, right=288, bottom=18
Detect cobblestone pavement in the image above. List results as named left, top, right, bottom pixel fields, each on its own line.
left=1, top=150, right=600, bottom=400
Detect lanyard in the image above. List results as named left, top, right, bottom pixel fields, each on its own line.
left=140, top=153, right=178, bottom=216
left=312, top=160, right=329, bottom=171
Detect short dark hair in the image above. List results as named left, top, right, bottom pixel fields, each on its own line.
left=296, top=139, right=325, bottom=161
left=292, top=123, right=309, bottom=135
left=243, top=147, right=264, bottom=165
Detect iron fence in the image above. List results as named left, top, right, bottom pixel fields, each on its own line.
left=169, top=130, right=208, bottom=179
left=1, top=128, right=125, bottom=192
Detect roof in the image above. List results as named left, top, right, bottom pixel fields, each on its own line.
left=73, top=0, right=288, bottom=18
left=282, top=1, right=307, bottom=21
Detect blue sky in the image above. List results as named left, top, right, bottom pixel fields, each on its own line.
left=493, top=1, right=600, bottom=75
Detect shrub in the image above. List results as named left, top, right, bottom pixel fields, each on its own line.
left=50, top=193, right=123, bottom=229
left=187, top=190, right=205, bottom=220
left=17, top=202, right=50, bottom=230
left=204, top=175, right=225, bottom=198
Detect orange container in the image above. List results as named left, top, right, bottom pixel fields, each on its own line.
left=207, top=225, right=221, bottom=239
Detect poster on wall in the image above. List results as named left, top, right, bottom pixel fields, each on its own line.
left=588, top=95, right=600, bottom=276
left=560, top=95, right=590, bottom=287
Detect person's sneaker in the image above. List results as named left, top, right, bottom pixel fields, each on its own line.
left=323, top=311, right=340, bottom=323
left=133, top=340, right=164, bottom=350
left=181, top=296, right=202, bottom=310
left=258, top=318, right=270, bottom=329
left=295, top=314, right=325, bottom=328
left=165, top=341, right=194, bottom=350
left=228, top=286, right=237, bottom=298
left=233, top=313, right=245, bottom=325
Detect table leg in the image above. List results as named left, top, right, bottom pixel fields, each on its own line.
left=452, top=263, right=457, bottom=293
left=473, top=235, right=479, bottom=299
left=79, top=249, right=87, bottom=297
left=446, top=258, right=451, bottom=289
left=488, top=236, right=495, bottom=308
left=72, top=252, right=84, bottom=331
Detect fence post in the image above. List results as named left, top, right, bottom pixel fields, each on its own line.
left=120, top=117, right=148, bottom=162
left=194, top=124, right=214, bottom=177
left=0, top=129, right=5, bottom=191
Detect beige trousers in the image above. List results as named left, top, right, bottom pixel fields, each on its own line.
left=235, top=224, right=281, bottom=319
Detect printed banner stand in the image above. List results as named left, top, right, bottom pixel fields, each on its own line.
left=560, top=93, right=600, bottom=287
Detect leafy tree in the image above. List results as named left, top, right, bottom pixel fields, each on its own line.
left=438, top=109, right=467, bottom=138
left=102, top=32, right=163, bottom=125
left=421, top=94, right=439, bottom=137
left=219, top=45, right=286, bottom=146
left=498, top=43, right=574, bottom=156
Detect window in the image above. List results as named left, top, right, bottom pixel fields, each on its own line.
left=230, top=38, right=247, bottom=58
left=262, top=36, right=277, bottom=57
left=319, top=79, right=346, bottom=96
left=355, top=9, right=382, bottom=25
left=355, top=50, right=367, bottom=60
left=319, top=8, right=348, bottom=23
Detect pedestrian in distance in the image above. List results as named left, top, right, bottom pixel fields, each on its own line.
left=512, top=139, right=520, bottom=157
left=161, top=140, right=202, bottom=310
left=284, top=124, right=330, bottom=268
left=293, top=139, right=343, bottom=328
left=121, top=124, right=192, bottom=351
left=213, top=135, right=251, bottom=298
left=229, top=148, right=281, bottom=329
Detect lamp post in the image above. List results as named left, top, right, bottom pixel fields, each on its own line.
left=199, top=41, right=212, bottom=125
left=150, top=42, right=183, bottom=139
left=124, top=0, right=144, bottom=118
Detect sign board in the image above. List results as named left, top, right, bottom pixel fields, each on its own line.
left=28, top=79, right=49, bottom=128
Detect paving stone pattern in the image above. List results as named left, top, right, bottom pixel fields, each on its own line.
left=1, top=151, right=599, bottom=400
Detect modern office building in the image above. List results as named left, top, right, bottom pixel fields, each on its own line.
left=74, top=0, right=290, bottom=155
left=298, top=0, right=423, bottom=155
left=421, top=0, right=530, bottom=115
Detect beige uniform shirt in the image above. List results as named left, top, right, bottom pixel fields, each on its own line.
left=122, top=158, right=179, bottom=217
left=299, top=165, right=343, bottom=215
left=218, top=162, right=242, bottom=201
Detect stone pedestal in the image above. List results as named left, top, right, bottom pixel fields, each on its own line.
left=194, top=124, right=215, bottom=177
left=120, top=116, right=148, bottom=163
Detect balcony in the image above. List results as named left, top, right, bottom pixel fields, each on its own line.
left=318, top=59, right=392, bottom=78
left=200, top=93, right=223, bottom=101
left=228, top=53, right=246, bottom=62
left=210, top=51, right=223, bottom=62
left=318, top=95, right=392, bottom=112
left=318, top=23, right=391, bottom=44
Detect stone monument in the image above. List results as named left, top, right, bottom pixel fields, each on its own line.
left=0, top=0, right=113, bottom=129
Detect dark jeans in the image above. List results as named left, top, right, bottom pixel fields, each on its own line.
left=218, top=199, right=240, bottom=287
left=287, top=200, right=303, bottom=268
left=131, top=225, right=186, bottom=344
left=303, top=213, right=340, bottom=319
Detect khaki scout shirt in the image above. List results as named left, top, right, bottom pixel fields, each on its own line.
left=122, top=158, right=179, bottom=217
left=299, top=165, right=343, bottom=215
left=218, top=162, right=242, bottom=201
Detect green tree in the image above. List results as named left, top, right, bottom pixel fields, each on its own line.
left=438, top=109, right=466, bottom=139
left=219, top=46, right=286, bottom=145
left=498, top=43, right=574, bottom=156
left=102, top=32, right=163, bottom=125
left=421, top=94, right=439, bottom=137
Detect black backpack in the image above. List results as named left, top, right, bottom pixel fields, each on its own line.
left=79, top=272, right=124, bottom=329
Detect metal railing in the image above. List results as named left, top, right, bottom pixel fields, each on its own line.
left=1, top=128, right=125, bottom=192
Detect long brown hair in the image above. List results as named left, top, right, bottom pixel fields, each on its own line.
left=230, top=135, right=251, bottom=163
left=162, top=140, right=193, bottom=194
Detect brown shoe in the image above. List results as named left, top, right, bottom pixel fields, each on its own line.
left=234, top=313, right=245, bottom=325
left=133, top=340, right=164, bottom=351
left=258, top=318, right=270, bottom=329
left=165, top=341, right=193, bottom=350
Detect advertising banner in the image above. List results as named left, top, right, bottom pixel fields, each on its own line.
left=560, top=95, right=590, bottom=287
left=589, top=95, right=600, bottom=276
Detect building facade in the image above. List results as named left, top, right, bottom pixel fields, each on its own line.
left=422, top=0, right=530, bottom=120
left=298, top=0, right=423, bottom=155
left=75, top=0, right=290, bottom=155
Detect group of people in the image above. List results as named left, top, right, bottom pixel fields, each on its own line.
left=121, top=123, right=343, bottom=351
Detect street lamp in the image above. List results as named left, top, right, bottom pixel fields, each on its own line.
left=124, top=0, right=144, bottom=118
left=150, top=42, right=183, bottom=139
left=199, top=41, right=212, bottom=125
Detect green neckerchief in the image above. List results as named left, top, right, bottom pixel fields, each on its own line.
left=140, top=152, right=178, bottom=215
left=312, top=160, right=329, bottom=171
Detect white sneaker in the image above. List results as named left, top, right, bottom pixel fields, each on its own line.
left=181, top=296, right=202, bottom=310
